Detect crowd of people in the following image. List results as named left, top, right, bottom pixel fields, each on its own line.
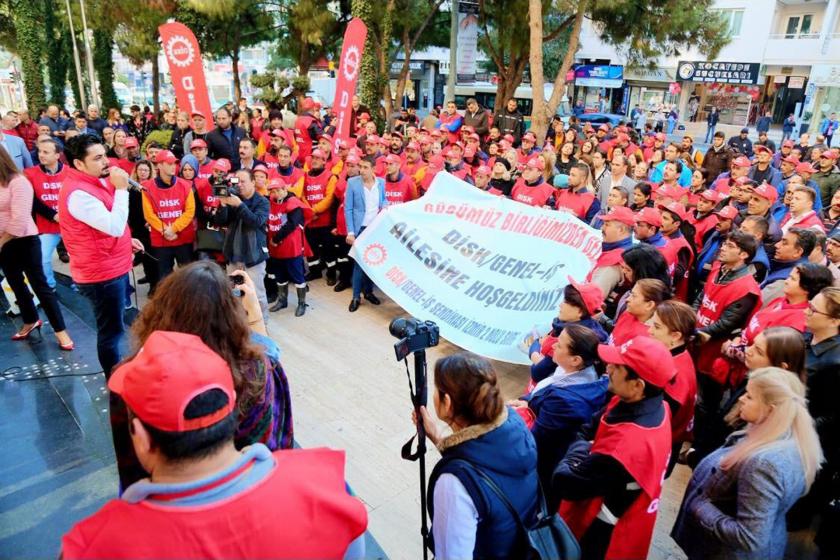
left=0, top=93, right=839, bottom=558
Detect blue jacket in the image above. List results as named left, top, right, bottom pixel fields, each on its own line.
left=0, top=133, right=33, bottom=170
left=530, top=317, right=608, bottom=384
left=650, top=161, right=692, bottom=187
left=782, top=116, right=796, bottom=133
left=672, top=432, right=808, bottom=559
left=748, top=165, right=783, bottom=192
left=696, top=230, right=724, bottom=280
left=344, top=176, right=386, bottom=235
left=761, top=257, right=807, bottom=288
left=429, top=410, right=539, bottom=559
left=752, top=244, right=770, bottom=284
left=525, top=371, right=608, bottom=488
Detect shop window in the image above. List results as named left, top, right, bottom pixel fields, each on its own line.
left=785, top=14, right=814, bottom=38
left=715, top=9, right=744, bottom=37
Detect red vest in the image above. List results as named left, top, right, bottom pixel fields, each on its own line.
left=555, top=189, right=596, bottom=220
left=197, top=159, right=216, bottom=180
left=24, top=165, right=65, bottom=234
left=666, top=234, right=694, bottom=301
left=667, top=350, right=697, bottom=443
left=108, top=157, right=135, bottom=175
left=559, top=396, right=671, bottom=560
left=511, top=179, right=553, bottom=207
left=61, top=448, right=367, bottom=560
left=742, top=297, right=807, bottom=346
left=142, top=178, right=196, bottom=248
left=586, top=247, right=625, bottom=282
left=384, top=173, right=416, bottom=206
left=275, top=165, right=304, bottom=189
left=610, top=312, right=650, bottom=345
left=303, top=168, right=334, bottom=228
left=404, top=160, right=427, bottom=192
left=695, top=263, right=762, bottom=375
left=294, top=114, right=317, bottom=163
left=438, top=112, right=461, bottom=144
left=449, top=165, right=472, bottom=182
left=268, top=196, right=311, bottom=259
left=58, top=169, right=133, bottom=284
left=688, top=211, right=718, bottom=251
left=780, top=210, right=826, bottom=232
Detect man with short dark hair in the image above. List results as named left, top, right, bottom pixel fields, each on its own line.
left=206, top=107, right=247, bottom=169
left=25, top=137, right=67, bottom=289
left=235, top=137, right=265, bottom=171
left=493, top=98, right=525, bottom=144
left=761, top=227, right=817, bottom=304
left=727, top=127, right=754, bottom=157
left=813, top=150, right=840, bottom=208
left=650, top=143, right=692, bottom=186
left=61, top=330, right=368, bottom=558
left=781, top=185, right=824, bottom=234
left=345, top=157, right=386, bottom=312
left=463, top=97, right=489, bottom=138
left=703, top=131, right=734, bottom=184
left=438, top=100, right=463, bottom=145
left=554, top=162, right=601, bottom=222
left=749, top=145, right=782, bottom=191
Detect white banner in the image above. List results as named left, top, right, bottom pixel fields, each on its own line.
left=350, top=173, right=603, bottom=364
left=456, top=2, right=479, bottom=84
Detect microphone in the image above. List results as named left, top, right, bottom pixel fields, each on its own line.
left=127, top=178, right=145, bottom=192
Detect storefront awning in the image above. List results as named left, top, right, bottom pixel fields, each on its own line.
left=624, top=67, right=675, bottom=83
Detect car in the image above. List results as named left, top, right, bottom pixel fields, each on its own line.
left=575, top=112, right=626, bottom=126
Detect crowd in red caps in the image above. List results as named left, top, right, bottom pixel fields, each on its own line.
left=4, top=96, right=840, bottom=559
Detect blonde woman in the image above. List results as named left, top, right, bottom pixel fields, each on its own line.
left=539, top=149, right=556, bottom=183
left=672, top=367, right=823, bottom=559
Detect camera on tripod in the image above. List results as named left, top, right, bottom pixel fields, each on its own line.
left=212, top=175, right=240, bottom=198
left=389, top=317, right=440, bottom=361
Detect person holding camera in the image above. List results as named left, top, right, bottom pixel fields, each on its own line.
left=416, top=352, right=539, bottom=559
left=345, top=157, right=386, bottom=312
left=211, top=168, right=270, bottom=320
left=140, top=150, right=195, bottom=286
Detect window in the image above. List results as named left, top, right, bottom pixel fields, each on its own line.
left=785, top=14, right=814, bottom=38
left=716, top=9, right=745, bottom=37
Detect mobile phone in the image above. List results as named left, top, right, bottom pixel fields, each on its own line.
left=229, top=274, right=245, bottom=286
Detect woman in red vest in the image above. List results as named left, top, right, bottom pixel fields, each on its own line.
left=556, top=336, right=674, bottom=560
left=610, top=278, right=669, bottom=345
left=267, top=178, right=312, bottom=316
left=649, top=300, right=699, bottom=476
left=660, top=201, right=696, bottom=302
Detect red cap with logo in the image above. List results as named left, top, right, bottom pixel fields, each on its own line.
left=385, top=154, right=402, bottom=166
left=796, top=162, right=817, bottom=174
left=406, top=141, right=421, bottom=151
left=732, top=156, right=752, bottom=168
left=124, top=136, right=140, bottom=149
left=526, top=158, right=544, bottom=171
left=821, top=150, right=839, bottom=161
left=522, top=131, right=537, bottom=142
left=752, top=182, right=778, bottom=203
left=782, top=139, right=795, bottom=148
left=475, top=165, right=491, bottom=176
left=754, top=144, right=773, bottom=155
left=252, top=164, right=270, bottom=176
left=602, top=206, right=636, bottom=226
left=345, top=153, right=361, bottom=165
left=567, top=276, right=605, bottom=316
left=108, top=331, right=236, bottom=432
left=597, top=336, right=676, bottom=388
left=654, top=132, right=666, bottom=142
left=268, top=128, right=285, bottom=138
left=635, top=207, right=663, bottom=227
left=268, top=178, right=288, bottom=190
left=598, top=124, right=611, bottom=132
left=318, top=133, right=334, bottom=145
left=659, top=201, right=688, bottom=222
left=358, top=112, right=370, bottom=120
left=698, top=189, right=720, bottom=203
left=189, top=139, right=207, bottom=150
left=212, top=158, right=231, bottom=173
left=781, top=155, right=801, bottom=165
left=715, top=205, right=739, bottom=220
left=191, top=110, right=206, bottom=119
left=152, top=150, right=178, bottom=164
left=311, top=148, right=328, bottom=160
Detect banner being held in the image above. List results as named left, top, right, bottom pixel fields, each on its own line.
left=332, top=18, right=367, bottom=154
left=159, top=22, right=213, bottom=124
left=350, top=173, right=603, bottom=364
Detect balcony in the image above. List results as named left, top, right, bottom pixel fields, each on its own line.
left=763, top=34, right=827, bottom=64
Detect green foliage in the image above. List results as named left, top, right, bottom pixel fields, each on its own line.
left=249, top=72, right=310, bottom=108
left=44, top=0, right=67, bottom=106
left=11, top=0, right=46, bottom=110
left=142, top=129, right=173, bottom=154
left=351, top=0, right=380, bottom=115
left=94, top=29, right=120, bottom=110
left=177, top=1, right=275, bottom=61
left=0, top=3, right=17, bottom=54
left=276, top=0, right=340, bottom=74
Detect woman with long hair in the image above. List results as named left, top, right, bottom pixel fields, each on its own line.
left=631, top=181, right=654, bottom=211
left=121, top=261, right=293, bottom=486
left=416, top=352, right=539, bottom=559
left=126, top=160, right=157, bottom=293
left=590, top=149, right=610, bottom=203
left=650, top=300, right=699, bottom=475
left=603, top=243, right=670, bottom=319
left=106, top=108, right=126, bottom=132
left=673, top=366, right=822, bottom=559
left=578, top=139, right=595, bottom=159
left=0, top=147, right=73, bottom=349
left=556, top=141, right=577, bottom=175
left=610, top=277, right=669, bottom=344
left=108, top=128, right=129, bottom=159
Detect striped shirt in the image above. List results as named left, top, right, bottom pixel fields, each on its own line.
left=0, top=174, right=38, bottom=237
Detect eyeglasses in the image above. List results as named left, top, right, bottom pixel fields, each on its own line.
left=807, top=302, right=833, bottom=317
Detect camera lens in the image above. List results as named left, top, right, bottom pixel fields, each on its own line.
left=389, top=317, right=408, bottom=339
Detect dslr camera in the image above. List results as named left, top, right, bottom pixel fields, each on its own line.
left=389, top=317, right=440, bottom=361
left=212, top=175, right=240, bottom=198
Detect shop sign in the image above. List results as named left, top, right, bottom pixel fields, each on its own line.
left=574, top=65, right=624, bottom=88
left=624, top=67, right=675, bottom=83
left=677, top=61, right=760, bottom=85
left=788, top=77, right=805, bottom=89
left=809, top=65, right=840, bottom=88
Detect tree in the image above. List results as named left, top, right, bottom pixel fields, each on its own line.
left=44, top=0, right=68, bottom=106
left=276, top=0, right=340, bottom=76
left=391, top=0, right=447, bottom=115
left=93, top=29, right=120, bottom=110
left=527, top=0, right=732, bottom=143
left=351, top=0, right=379, bottom=118
left=11, top=0, right=46, bottom=110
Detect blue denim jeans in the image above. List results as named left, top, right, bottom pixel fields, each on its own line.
left=39, top=233, right=62, bottom=289
left=704, top=125, right=716, bottom=144
left=351, top=227, right=374, bottom=299
left=77, top=273, right=128, bottom=377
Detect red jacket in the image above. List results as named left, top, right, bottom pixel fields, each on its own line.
left=15, top=120, right=39, bottom=151
left=511, top=178, right=553, bottom=207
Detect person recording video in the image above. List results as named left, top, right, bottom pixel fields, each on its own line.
left=211, top=168, right=270, bottom=320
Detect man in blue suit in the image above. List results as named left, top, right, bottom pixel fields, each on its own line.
left=0, top=130, right=33, bottom=170
left=344, top=156, right=386, bottom=312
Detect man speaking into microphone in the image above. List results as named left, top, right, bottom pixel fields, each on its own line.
left=59, top=133, right=145, bottom=486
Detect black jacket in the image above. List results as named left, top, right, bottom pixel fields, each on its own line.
left=693, top=264, right=759, bottom=339
left=464, top=107, right=490, bottom=137
left=493, top=108, right=525, bottom=143
left=211, top=192, right=269, bottom=267
left=206, top=125, right=247, bottom=169
left=169, top=126, right=191, bottom=159
left=805, top=332, right=840, bottom=464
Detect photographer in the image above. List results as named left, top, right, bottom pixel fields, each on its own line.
left=211, top=168, right=270, bottom=319
left=416, top=352, right=539, bottom=559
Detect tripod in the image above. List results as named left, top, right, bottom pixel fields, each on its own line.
left=401, top=348, right=430, bottom=560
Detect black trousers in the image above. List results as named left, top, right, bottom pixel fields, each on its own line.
left=305, top=226, right=336, bottom=278
left=0, top=235, right=66, bottom=331
left=152, top=243, right=194, bottom=283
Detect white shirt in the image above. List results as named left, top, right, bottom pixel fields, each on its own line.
left=432, top=473, right=479, bottom=559
left=361, top=181, right=379, bottom=227
left=67, top=187, right=129, bottom=237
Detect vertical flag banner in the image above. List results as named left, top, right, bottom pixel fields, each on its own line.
left=159, top=22, right=213, bottom=122
left=332, top=18, right=368, bottom=154
left=350, top=173, right=603, bottom=364
left=456, top=1, right=479, bottom=83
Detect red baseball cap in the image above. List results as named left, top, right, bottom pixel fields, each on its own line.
left=252, top=164, right=270, bottom=176
left=461, top=126, right=475, bottom=134
left=268, top=128, right=285, bottom=138
left=659, top=201, right=688, bottom=222
left=475, top=165, right=491, bottom=176
left=732, top=156, right=752, bottom=168
left=597, top=336, right=676, bottom=388
left=124, top=136, right=140, bottom=149
left=522, top=132, right=536, bottom=142
left=601, top=206, right=636, bottom=226
left=526, top=158, right=544, bottom=171
left=698, top=189, right=720, bottom=203
left=108, top=331, right=236, bottom=432
left=796, top=162, right=817, bottom=174
left=300, top=97, right=316, bottom=112
left=311, top=148, right=328, bottom=160
left=598, top=124, right=611, bottom=132
left=189, top=139, right=208, bottom=150
left=345, top=153, right=361, bottom=165
left=821, top=150, right=839, bottom=161
left=358, top=112, right=370, bottom=120
left=191, top=110, right=206, bottom=119
left=268, top=178, right=289, bottom=190
left=152, top=150, right=177, bottom=164
left=752, top=182, right=778, bottom=203
left=212, top=158, right=231, bottom=173
left=654, top=132, right=666, bottom=142
left=406, top=141, right=421, bottom=151
left=503, top=134, right=515, bottom=144
left=385, top=154, right=402, bottom=166
left=318, top=133, right=334, bottom=145
left=715, top=205, right=739, bottom=220
left=781, top=155, right=800, bottom=165
left=754, top=144, right=774, bottom=155
left=567, top=276, right=605, bottom=316
left=468, top=132, right=481, bottom=142
left=635, top=207, right=663, bottom=227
